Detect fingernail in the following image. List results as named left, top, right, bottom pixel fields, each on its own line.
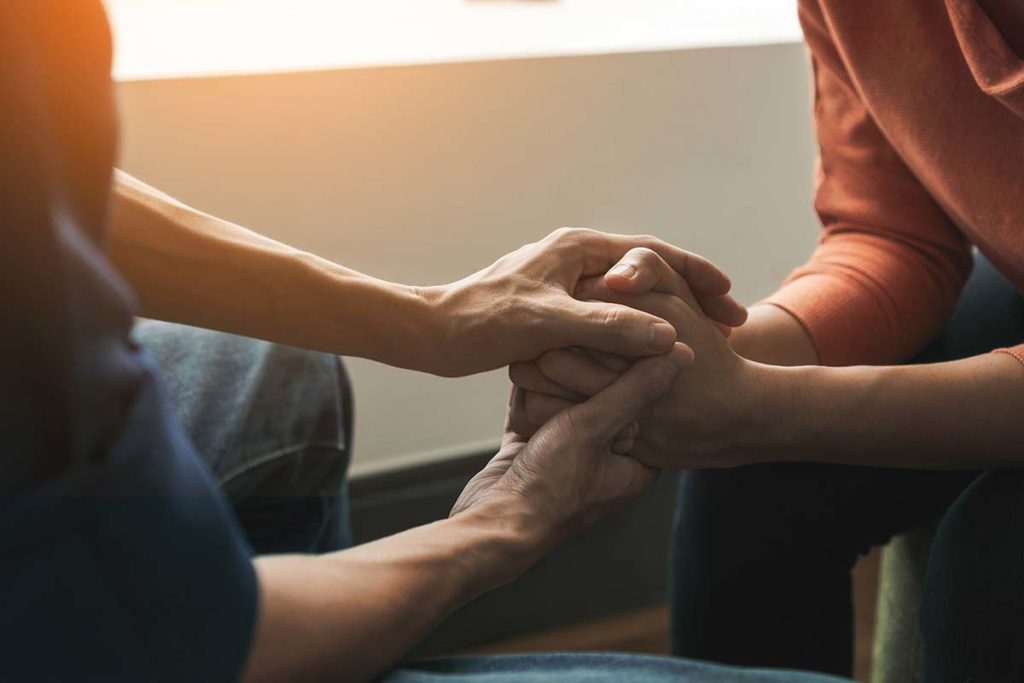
left=649, top=322, right=676, bottom=350
left=665, top=343, right=694, bottom=371
left=609, top=263, right=637, bottom=279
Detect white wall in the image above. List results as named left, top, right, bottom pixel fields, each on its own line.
left=116, top=44, right=819, bottom=476
left=108, top=0, right=801, bottom=79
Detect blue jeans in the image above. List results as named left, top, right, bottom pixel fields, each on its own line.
left=672, top=254, right=1024, bottom=682
left=136, top=320, right=354, bottom=554
left=139, top=321, right=849, bottom=683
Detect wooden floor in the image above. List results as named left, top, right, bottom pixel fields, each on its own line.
left=464, top=549, right=882, bottom=682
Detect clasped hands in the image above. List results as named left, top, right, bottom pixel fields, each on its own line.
left=508, top=244, right=759, bottom=471
left=448, top=228, right=769, bottom=552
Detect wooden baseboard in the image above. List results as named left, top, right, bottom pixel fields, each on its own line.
left=350, top=454, right=681, bottom=657
left=458, top=606, right=671, bottom=657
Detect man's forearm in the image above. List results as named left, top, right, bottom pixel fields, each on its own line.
left=243, top=506, right=547, bottom=683
left=110, top=172, right=438, bottom=370
left=755, top=352, right=1024, bottom=468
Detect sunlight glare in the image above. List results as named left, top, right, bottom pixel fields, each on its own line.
left=106, top=0, right=801, bottom=81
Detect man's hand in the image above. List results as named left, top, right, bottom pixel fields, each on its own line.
left=451, top=345, right=691, bottom=546
left=508, top=248, right=769, bottom=469
left=418, top=228, right=745, bottom=377
left=111, top=177, right=745, bottom=379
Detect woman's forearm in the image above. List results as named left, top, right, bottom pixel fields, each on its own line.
left=728, top=303, right=819, bottom=367
left=109, top=171, right=439, bottom=370
left=758, top=352, right=1024, bottom=468
left=729, top=304, right=1023, bottom=466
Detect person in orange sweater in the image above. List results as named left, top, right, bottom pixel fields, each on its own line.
left=510, top=1, right=1024, bottom=681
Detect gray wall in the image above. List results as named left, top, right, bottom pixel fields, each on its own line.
left=116, top=43, right=819, bottom=475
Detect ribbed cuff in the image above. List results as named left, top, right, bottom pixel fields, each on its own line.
left=762, top=272, right=898, bottom=366
left=994, top=346, right=1024, bottom=368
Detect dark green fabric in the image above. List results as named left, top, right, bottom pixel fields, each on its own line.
left=872, top=528, right=934, bottom=683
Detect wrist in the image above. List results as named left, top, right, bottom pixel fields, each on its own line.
left=715, top=359, right=802, bottom=464
left=728, top=304, right=819, bottom=367
left=739, top=361, right=823, bottom=460
left=405, top=283, right=450, bottom=374
left=301, top=251, right=443, bottom=371
left=409, top=281, right=484, bottom=378
left=445, top=497, right=555, bottom=599
left=409, top=284, right=468, bottom=378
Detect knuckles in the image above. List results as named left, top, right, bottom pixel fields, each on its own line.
left=595, top=304, right=632, bottom=331
left=545, top=226, right=580, bottom=245
left=624, top=246, right=660, bottom=267
left=574, top=277, right=607, bottom=301
left=545, top=226, right=598, bottom=249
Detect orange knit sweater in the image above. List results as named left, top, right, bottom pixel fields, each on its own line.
left=764, top=0, right=1024, bottom=366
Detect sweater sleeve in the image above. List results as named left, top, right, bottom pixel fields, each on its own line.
left=763, top=0, right=974, bottom=366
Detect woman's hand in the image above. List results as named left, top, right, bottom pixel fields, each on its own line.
left=418, top=228, right=746, bottom=377
left=508, top=248, right=770, bottom=469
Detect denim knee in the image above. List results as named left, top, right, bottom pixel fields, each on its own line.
left=215, top=342, right=352, bottom=492
left=216, top=344, right=354, bottom=554
left=133, top=320, right=354, bottom=552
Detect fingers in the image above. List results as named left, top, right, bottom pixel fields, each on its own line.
left=509, top=361, right=583, bottom=401
left=536, top=348, right=620, bottom=397
left=583, top=349, right=632, bottom=373
left=520, top=391, right=638, bottom=440
left=508, top=385, right=578, bottom=437
left=543, top=229, right=744, bottom=355
left=614, top=450, right=662, bottom=498
left=612, top=421, right=638, bottom=452
left=561, top=298, right=680, bottom=356
left=620, top=457, right=660, bottom=495
left=525, top=393, right=574, bottom=426
left=605, top=247, right=696, bottom=302
left=603, top=246, right=748, bottom=328
left=636, top=239, right=732, bottom=296
left=505, top=386, right=532, bottom=437
left=611, top=437, right=634, bottom=455
left=568, top=344, right=690, bottom=442
left=561, top=228, right=733, bottom=295
left=510, top=350, right=637, bottom=440
left=698, top=293, right=748, bottom=328
left=575, top=279, right=700, bottom=342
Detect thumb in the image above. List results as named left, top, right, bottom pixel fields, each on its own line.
left=569, top=343, right=691, bottom=442
left=604, top=247, right=702, bottom=309
left=563, top=299, right=679, bottom=356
